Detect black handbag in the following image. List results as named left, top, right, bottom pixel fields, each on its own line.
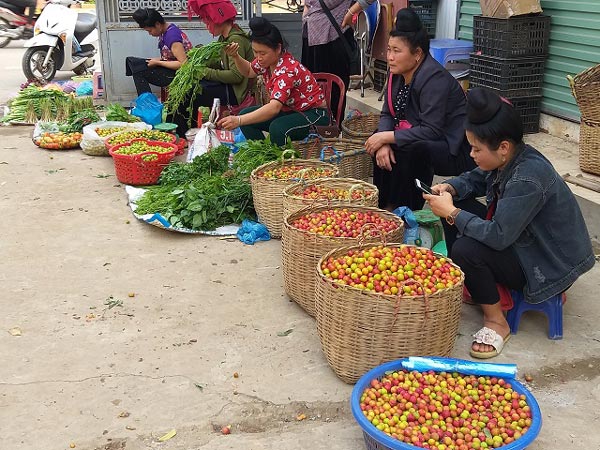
left=317, top=0, right=361, bottom=76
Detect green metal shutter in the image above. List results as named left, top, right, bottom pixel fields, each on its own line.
left=458, top=0, right=600, bottom=122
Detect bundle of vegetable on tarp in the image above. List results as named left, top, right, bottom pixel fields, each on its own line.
left=164, top=41, right=227, bottom=125
left=127, top=138, right=298, bottom=234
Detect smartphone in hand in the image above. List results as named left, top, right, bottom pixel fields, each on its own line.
left=415, top=179, right=439, bottom=195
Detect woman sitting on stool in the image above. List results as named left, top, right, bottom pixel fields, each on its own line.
left=125, top=8, right=192, bottom=96
left=424, top=88, right=595, bottom=359
left=217, top=17, right=330, bottom=146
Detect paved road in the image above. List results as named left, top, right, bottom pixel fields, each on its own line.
left=0, top=39, right=86, bottom=106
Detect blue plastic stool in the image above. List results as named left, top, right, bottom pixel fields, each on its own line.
left=506, top=291, right=564, bottom=340
left=429, top=39, right=473, bottom=66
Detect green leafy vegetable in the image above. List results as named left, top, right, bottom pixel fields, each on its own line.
left=233, top=137, right=297, bottom=177
left=135, top=173, right=254, bottom=231
left=165, top=42, right=227, bottom=123
left=59, top=109, right=101, bottom=133
left=158, top=145, right=230, bottom=185
left=105, top=103, right=141, bottom=123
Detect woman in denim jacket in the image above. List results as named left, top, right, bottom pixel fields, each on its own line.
left=425, top=88, right=595, bottom=359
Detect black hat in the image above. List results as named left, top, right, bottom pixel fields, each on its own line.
left=249, top=16, right=272, bottom=37
left=395, top=8, right=423, bottom=32
left=466, top=88, right=503, bottom=124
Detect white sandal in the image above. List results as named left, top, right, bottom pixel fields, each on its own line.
left=470, top=326, right=511, bottom=359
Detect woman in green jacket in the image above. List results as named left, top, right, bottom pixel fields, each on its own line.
left=168, top=0, right=254, bottom=136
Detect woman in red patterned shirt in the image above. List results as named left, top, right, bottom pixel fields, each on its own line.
left=218, top=17, right=330, bottom=146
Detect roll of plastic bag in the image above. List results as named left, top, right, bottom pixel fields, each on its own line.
left=402, top=357, right=517, bottom=379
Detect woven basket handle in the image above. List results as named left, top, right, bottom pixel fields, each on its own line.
left=357, top=223, right=386, bottom=246
left=280, top=148, right=297, bottom=163
left=295, top=167, right=316, bottom=180
left=319, top=145, right=343, bottom=163
left=348, top=183, right=366, bottom=201
left=566, top=75, right=577, bottom=102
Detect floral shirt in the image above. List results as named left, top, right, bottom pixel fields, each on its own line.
left=251, top=51, right=325, bottom=112
left=158, top=24, right=192, bottom=61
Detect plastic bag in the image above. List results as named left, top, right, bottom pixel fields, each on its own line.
left=187, top=98, right=223, bottom=161
left=81, top=121, right=151, bottom=154
left=236, top=219, right=271, bottom=245
left=32, top=121, right=82, bottom=150
left=75, top=80, right=93, bottom=96
left=131, top=92, right=163, bottom=126
left=392, top=206, right=419, bottom=244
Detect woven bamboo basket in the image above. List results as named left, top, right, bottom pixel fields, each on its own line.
left=569, top=65, right=600, bottom=175
left=282, top=207, right=404, bottom=317
left=315, top=244, right=464, bottom=384
left=282, top=178, right=378, bottom=219
left=291, top=136, right=373, bottom=181
left=341, top=113, right=381, bottom=139
left=579, top=119, right=600, bottom=175
left=250, top=158, right=339, bottom=239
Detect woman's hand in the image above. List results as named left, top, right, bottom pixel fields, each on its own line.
left=431, top=183, right=457, bottom=196
left=374, top=144, right=396, bottom=171
left=224, top=42, right=240, bottom=57
left=217, top=114, right=241, bottom=131
left=146, top=58, right=162, bottom=68
left=423, top=191, right=456, bottom=218
left=341, top=10, right=354, bottom=28
left=365, top=131, right=393, bottom=156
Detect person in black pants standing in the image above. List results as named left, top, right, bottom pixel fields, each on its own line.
left=424, top=88, right=594, bottom=360
left=125, top=8, right=192, bottom=95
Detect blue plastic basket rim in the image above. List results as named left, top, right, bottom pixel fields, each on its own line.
left=350, top=357, right=542, bottom=450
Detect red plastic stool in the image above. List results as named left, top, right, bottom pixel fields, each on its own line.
left=506, top=291, right=564, bottom=340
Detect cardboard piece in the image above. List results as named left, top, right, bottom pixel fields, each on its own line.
left=479, top=0, right=542, bottom=19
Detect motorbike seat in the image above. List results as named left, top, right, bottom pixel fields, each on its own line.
left=74, top=13, right=96, bottom=41
left=0, top=0, right=25, bottom=15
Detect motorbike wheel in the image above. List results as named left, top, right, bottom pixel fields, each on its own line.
left=0, top=18, right=12, bottom=49
left=22, top=46, right=58, bottom=82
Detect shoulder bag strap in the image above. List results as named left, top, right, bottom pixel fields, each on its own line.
left=317, top=0, right=354, bottom=60
left=387, top=73, right=395, bottom=118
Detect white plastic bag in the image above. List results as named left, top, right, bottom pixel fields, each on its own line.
left=187, top=99, right=222, bottom=162
left=81, top=121, right=150, bottom=153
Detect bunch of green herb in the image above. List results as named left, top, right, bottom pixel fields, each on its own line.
left=159, top=145, right=230, bottom=185
left=0, top=85, right=68, bottom=123
left=105, top=103, right=141, bottom=123
left=59, top=109, right=101, bottom=133
left=233, top=137, right=298, bottom=177
left=164, top=41, right=227, bottom=122
left=135, top=172, right=254, bottom=231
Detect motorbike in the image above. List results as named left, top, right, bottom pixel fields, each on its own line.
left=22, top=0, right=98, bottom=82
left=0, top=0, right=38, bottom=47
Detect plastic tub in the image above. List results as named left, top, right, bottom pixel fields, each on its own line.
left=351, top=357, right=542, bottom=450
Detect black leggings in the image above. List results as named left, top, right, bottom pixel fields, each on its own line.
left=444, top=198, right=526, bottom=305
left=166, top=80, right=237, bottom=137
left=126, top=57, right=176, bottom=96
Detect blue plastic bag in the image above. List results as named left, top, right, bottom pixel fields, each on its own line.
left=236, top=219, right=271, bottom=245
left=131, top=92, right=163, bottom=126
left=392, top=206, right=419, bottom=244
left=75, top=80, right=93, bottom=96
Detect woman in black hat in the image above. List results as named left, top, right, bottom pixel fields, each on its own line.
left=365, top=8, right=474, bottom=212
left=424, top=87, right=594, bottom=359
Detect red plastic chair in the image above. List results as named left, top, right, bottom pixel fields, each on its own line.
left=313, top=72, right=346, bottom=131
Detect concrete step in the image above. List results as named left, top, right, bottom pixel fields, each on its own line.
left=345, top=87, right=600, bottom=249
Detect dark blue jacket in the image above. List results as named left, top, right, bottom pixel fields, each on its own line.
left=447, top=144, right=595, bottom=303
left=378, top=54, right=468, bottom=157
